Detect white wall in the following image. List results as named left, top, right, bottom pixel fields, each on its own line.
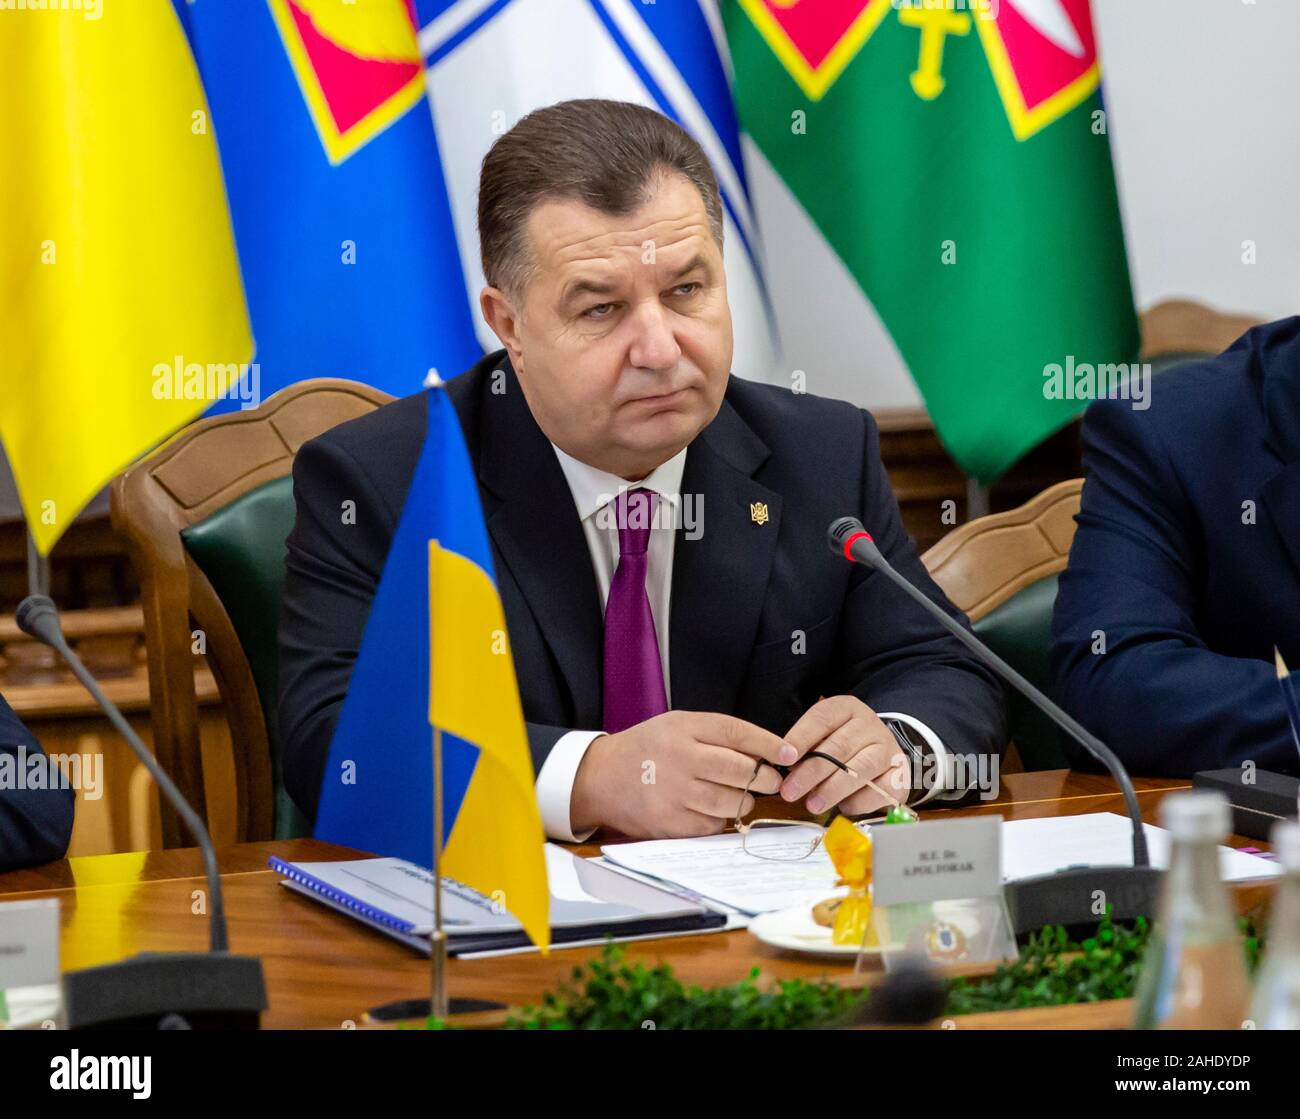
left=752, top=0, right=1300, bottom=411
left=1097, top=0, right=1300, bottom=322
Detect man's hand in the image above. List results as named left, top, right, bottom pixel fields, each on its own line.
left=570, top=711, right=796, bottom=838
left=779, top=696, right=912, bottom=816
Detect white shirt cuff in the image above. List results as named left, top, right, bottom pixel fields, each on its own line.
left=535, top=730, right=604, bottom=842
left=877, top=711, right=966, bottom=805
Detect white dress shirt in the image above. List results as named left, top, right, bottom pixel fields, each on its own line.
left=533, top=444, right=961, bottom=841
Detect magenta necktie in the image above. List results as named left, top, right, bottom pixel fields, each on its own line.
left=602, top=488, right=669, bottom=734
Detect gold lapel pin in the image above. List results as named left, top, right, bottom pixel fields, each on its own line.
left=750, top=501, right=769, bottom=526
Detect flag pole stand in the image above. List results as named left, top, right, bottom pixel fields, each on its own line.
left=965, top=476, right=990, bottom=521
left=27, top=527, right=50, bottom=598
left=431, top=724, right=449, bottom=1018
left=366, top=725, right=504, bottom=1025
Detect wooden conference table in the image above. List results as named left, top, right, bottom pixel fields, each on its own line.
left=0, top=771, right=1275, bottom=1029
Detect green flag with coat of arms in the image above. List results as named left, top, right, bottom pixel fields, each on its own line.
left=724, top=0, right=1139, bottom=483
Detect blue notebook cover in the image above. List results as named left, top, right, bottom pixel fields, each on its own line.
left=269, top=848, right=726, bottom=955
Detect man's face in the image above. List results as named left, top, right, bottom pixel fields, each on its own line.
left=480, top=172, right=733, bottom=480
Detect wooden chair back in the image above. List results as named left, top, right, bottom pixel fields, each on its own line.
left=110, top=380, right=392, bottom=846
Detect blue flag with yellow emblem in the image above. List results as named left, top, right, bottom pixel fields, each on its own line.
left=313, top=386, right=549, bottom=951
left=181, top=0, right=481, bottom=409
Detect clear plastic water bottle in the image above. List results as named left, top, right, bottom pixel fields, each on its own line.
left=1247, top=819, right=1300, bottom=1029
left=1132, top=791, right=1251, bottom=1029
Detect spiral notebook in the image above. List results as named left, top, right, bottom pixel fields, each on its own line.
left=271, top=844, right=725, bottom=956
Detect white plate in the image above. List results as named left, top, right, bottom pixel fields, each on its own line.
left=747, top=903, right=883, bottom=960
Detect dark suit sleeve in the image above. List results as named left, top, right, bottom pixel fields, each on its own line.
left=279, top=436, right=579, bottom=821
left=829, top=411, right=1008, bottom=791
left=279, top=434, right=399, bottom=820
left=1051, top=397, right=1296, bottom=775
left=0, top=693, right=74, bottom=872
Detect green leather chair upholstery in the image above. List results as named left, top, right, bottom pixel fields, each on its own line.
left=923, top=478, right=1083, bottom=773
left=110, top=379, right=392, bottom=849
left=182, top=476, right=307, bottom=838
left=971, top=574, right=1070, bottom=771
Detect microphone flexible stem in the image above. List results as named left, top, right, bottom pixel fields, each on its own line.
left=858, top=551, right=1150, bottom=868
left=39, top=617, right=230, bottom=950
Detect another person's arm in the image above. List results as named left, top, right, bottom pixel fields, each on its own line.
left=0, top=693, right=74, bottom=872
left=1051, top=397, right=1296, bottom=775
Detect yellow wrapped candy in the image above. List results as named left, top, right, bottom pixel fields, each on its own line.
left=822, top=816, right=877, bottom=948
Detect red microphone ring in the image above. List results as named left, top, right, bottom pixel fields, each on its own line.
left=843, top=530, right=874, bottom=561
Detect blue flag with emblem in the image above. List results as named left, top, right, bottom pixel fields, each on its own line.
left=181, top=0, right=482, bottom=410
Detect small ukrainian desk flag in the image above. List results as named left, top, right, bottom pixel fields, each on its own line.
left=314, top=386, right=549, bottom=952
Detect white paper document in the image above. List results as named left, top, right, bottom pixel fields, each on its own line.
left=600, top=813, right=1280, bottom=918
left=1001, top=813, right=1280, bottom=883
left=600, top=828, right=843, bottom=916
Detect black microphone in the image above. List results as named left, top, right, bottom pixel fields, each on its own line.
left=842, top=958, right=947, bottom=1027
left=17, top=595, right=266, bottom=1029
left=827, top=518, right=1162, bottom=933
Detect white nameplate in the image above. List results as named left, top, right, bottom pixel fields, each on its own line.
left=871, top=816, right=1001, bottom=906
left=0, top=897, right=60, bottom=989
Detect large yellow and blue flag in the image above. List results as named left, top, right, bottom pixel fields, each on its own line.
left=313, top=386, right=549, bottom=951
left=0, top=0, right=253, bottom=554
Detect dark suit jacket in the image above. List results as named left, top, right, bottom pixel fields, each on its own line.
left=279, top=350, right=1007, bottom=819
left=1, top=692, right=75, bottom=871
left=1052, top=317, right=1300, bottom=776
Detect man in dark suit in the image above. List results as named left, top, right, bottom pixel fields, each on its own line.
left=1, top=692, right=75, bottom=871
left=279, top=99, right=1006, bottom=840
left=1053, top=317, right=1300, bottom=776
